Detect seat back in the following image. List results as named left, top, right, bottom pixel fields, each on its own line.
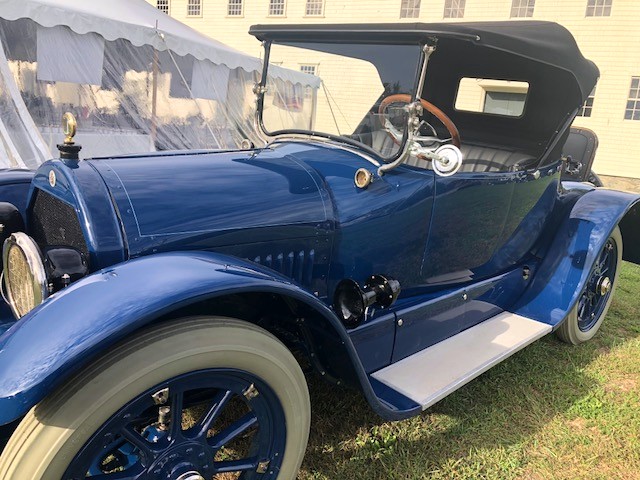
left=458, top=145, right=537, bottom=173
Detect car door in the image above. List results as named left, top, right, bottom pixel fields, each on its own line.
left=389, top=167, right=516, bottom=362
left=301, top=156, right=437, bottom=373
left=390, top=160, right=559, bottom=362
left=421, top=170, right=517, bottom=284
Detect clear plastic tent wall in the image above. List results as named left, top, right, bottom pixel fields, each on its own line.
left=0, top=16, right=319, bottom=168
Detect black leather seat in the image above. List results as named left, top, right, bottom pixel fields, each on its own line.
left=404, top=144, right=536, bottom=172
left=457, top=145, right=537, bottom=173
left=355, top=130, right=537, bottom=174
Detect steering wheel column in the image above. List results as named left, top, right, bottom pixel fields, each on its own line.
left=378, top=94, right=464, bottom=176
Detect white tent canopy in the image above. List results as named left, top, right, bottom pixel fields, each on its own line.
left=0, top=0, right=319, bottom=168
left=0, top=0, right=319, bottom=86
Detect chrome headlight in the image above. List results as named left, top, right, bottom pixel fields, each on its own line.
left=2, top=232, right=48, bottom=318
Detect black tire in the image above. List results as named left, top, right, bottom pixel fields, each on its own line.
left=556, top=227, right=622, bottom=345
left=0, top=317, right=310, bottom=479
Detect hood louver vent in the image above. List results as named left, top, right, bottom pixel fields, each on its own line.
left=253, top=249, right=315, bottom=286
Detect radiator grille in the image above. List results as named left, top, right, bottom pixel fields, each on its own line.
left=30, top=189, right=89, bottom=264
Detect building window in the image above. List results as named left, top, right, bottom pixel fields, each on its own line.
left=300, top=64, right=317, bottom=76
left=305, top=0, right=324, bottom=16
left=625, top=77, right=640, bottom=121
left=300, top=66, right=317, bottom=98
left=157, top=0, right=169, bottom=15
left=269, top=0, right=286, bottom=15
left=586, top=0, right=612, bottom=17
left=511, top=0, right=535, bottom=17
left=400, top=0, right=421, bottom=18
left=228, top=0, right=243, bottom=16
left=483, top=91, right=527, bottom=117
left=187, top=0, right=201, bottom=16
left=577, top=87, right=596, bottom=117
left=443, top=0, right=465, bottom=18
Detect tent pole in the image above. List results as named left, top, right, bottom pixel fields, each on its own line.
left=310, top=86, right=318, bottom=131
left=151, top=47, right=159, bottom=147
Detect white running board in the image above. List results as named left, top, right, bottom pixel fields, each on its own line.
left=372, top=312, right=551, bottom=410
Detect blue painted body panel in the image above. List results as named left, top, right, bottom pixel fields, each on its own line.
left=0, top=139, right=639, bottom=426
left=0, top=169, right=36, bottom=333
left=424, top=165, right=559, bottom=283
left=514, top=186, right=640, bottom=325
left=349, top=310, right=396, bottom=373
left=0, top=251, right=422, bottom=424
left=382, top=163, right=558, bottom=362
left=391, top=265, right=535, bottom=362
left=87, top=148, right=332, bottom=259
left=0, top=169, right=34, bottom=218
left=0, top=305, right=14, bottom=337
left=30, top=160, right=125, bottom=270
left=291, top=150, right=435, bottom=292
left=0, top=252, right=331, bottom=423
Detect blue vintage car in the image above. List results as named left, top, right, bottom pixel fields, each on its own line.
left=0, top=21, right=639, bottom=480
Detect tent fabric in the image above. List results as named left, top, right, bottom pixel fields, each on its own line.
left=0, top=0, right=321, bottom=168
left=191, top=61, right=230, bottom=102
left=0, top=30, right=49, bottom=168
left=0, top=0, right=255, bottom=71
left=0, top=0, right=320, bottom=88
left=36, top=25, right=105, bottom=85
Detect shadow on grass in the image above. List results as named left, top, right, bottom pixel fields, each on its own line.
left=299, top=262, right=640, bottom=479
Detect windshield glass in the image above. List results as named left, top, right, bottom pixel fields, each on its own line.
left=260, top=42, right=422, bottom=160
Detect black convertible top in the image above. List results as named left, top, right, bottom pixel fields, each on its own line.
left=250, top=21, right=598, bottom=99
left=251, top=21, right=599, bottom=155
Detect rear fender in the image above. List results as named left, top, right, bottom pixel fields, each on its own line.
left=514, top=187, right=640, bottom=325
left=0, top=251, right=411, bottom=426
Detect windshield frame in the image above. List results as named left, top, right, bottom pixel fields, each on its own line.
left=254, top=39, right=428, bottom=163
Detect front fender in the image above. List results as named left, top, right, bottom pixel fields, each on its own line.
left=0, top=252, right=358, bottom=424
left=514, top=187, right=640, bottom=325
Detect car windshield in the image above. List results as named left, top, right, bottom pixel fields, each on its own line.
left=259, top=41, right=423, bottom=160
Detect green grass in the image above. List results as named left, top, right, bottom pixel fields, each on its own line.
left=298, top=262, right=640, bottom=480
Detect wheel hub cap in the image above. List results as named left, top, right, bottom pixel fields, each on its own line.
left=597, top=276, right=612, bottom=296
left=150, top=441, right=213, bottom=478
left=175, top=471, right=205, bottom=480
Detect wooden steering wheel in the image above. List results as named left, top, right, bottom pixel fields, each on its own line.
left=378, top=93, right=461, bottom=148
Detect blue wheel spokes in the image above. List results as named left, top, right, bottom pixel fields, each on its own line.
left=168, top=389, right=184, bottom=440
left=66, top=369, right=286, bottom=479
left=210, top=411, right=259, bottom=449
left=597, top=252, right=608, bottom=274
left=577, top=239, right=617, bottom=332
left=119, top=425, right=157, bottom=460
left=577, top=296, right=587, bottom=319
left=87, top=467, right=144, bottom=480
left=190, top=389, right=233, bottom=439
left=215, top=456, right=260, bottom=473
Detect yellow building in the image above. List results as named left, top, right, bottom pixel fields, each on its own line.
left=148, top=0, right=640, bottom=179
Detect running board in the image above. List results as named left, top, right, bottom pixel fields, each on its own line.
left=371, top=312, right=551, bottom=410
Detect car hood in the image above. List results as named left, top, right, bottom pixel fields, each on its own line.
left=88, top=146, right=331, bottom=258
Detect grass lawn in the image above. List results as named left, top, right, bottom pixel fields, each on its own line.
left=299, top=262, right=640, bottom=480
